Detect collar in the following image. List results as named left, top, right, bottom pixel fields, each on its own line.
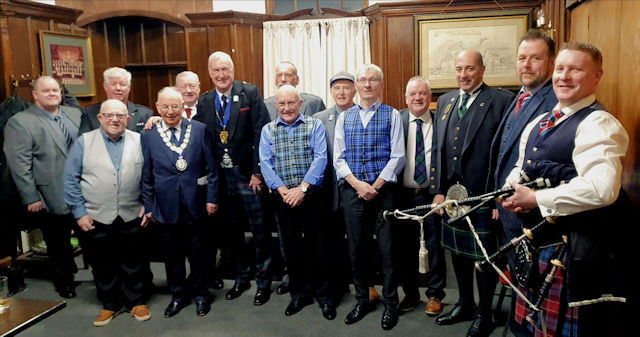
left=409, top=110, right=432, bottom=124
left=276, top=113, right=305, bottom=127
left=553, top=94, right=597, bottom=118
left=99, top=127, right=125, bottom=143
left=520, top=79, right=550, bottom=97
left=459, top=83, right=483, bottom=97
left=160, top=120, right=181, bottom=132
left=184, top=104, right=197, bottom=109
left=215, top=89, right=231, bottom=100
left=358, top=99, right=382, bottom=113
left=36, top=105, right=61, bottom=119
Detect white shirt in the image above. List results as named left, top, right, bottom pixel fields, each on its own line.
left=160, top=121, right=181, bottom=142
left=403, top=111, right=433, bottom=189
left=182, top=104, right=198, bottom=120
left=506, top=94, right=629, bottom=217
left=458, top=83, right=483, bottom=110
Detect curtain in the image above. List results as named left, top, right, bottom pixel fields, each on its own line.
left=263, top=17, right=371, bottom=107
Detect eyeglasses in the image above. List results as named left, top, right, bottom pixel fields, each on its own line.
left=101, top=113, right=128, bottom=120
left=158, top=105, right=182, bottom=112
left=357, top=77, right=381, bottom=84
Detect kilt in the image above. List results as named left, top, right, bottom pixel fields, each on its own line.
left=440, top=206, right=498, bottom=260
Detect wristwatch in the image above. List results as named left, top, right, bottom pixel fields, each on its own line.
left=300, top=185, right=308, bottom=193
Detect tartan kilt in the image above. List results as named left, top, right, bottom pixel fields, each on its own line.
left=440, top=207, right=498, bottom=260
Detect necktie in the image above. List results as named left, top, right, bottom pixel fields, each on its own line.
left=170, top=127, right=179, bottom=145
left=514, top=92, right=530, bottom=115
left=219, top=95, right=227, bottom=120
left=538, top=110, right=564, bottom=135
left=414, top=119, right=427, bottom=185
left=184, top=107, right=192, bottom=119
left=457, top=93, right=470, bottom=119
left=54, top=115, right=73, bottom=150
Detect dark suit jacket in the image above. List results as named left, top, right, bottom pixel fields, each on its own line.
left=489, top=80, right=557, bottom=190
left=3, top=104, right=82, bottom=214
left=314, top=106, right=339, bottom=212
left=80, top=101, right=153, bottom=135
left=430, top=83, right=514, bottom=197
left=265, top=92, right=325, bottom=121
left=194, top=80, right=270, bottom=178
left=140, top=118, right=218, bottom=224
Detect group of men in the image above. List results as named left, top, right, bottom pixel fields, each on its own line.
left=2, top=28, right=630, bottom=336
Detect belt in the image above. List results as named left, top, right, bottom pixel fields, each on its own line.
left=405, top=186, right=431, bottom=196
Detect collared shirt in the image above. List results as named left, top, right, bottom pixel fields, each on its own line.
left=63, top=128, right=126, bottom=219
left=38, top=106, right=79, bottom=145
left=160, top=121, right=181, bottom=141
left=215, top=89, right=231, bottom=106
left=182, top=104, right=198, bottom=120
left=333, top=99, right=405, bottom=183
left=513, top=81, right=547, bottom=112
left=403, top=111, right=433, bottom=189
left=458, top=83, right=483, bottom=110
left=506, top=94, right=629, bottom=217
left=259, top=113, right=327, bottom=189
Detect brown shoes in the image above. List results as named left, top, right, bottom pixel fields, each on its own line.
left=425, top=297, right=442, bottom=316
left=131, top=305, right=151, bottom=321
left=397, top=295, right=421, bottom=312
left=94, top=310, right=115, bottom=327
left=369, top=287, right=380, bottom=303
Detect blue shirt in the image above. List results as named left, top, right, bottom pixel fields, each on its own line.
left=63, top=128, right=125, bottom=219
left=259, top=113, right=327, bottom=190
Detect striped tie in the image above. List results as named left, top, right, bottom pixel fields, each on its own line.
left=538, top=110, right=565, bottom=135
left=514, top=92, right=530, bottom=115
left=170, top=127, right=179, bottom=146
left=54, top=115, right=73, bottom=150
left=457, top=93, right=470, bottom=118
left=414, top=119, right=427, bottom=185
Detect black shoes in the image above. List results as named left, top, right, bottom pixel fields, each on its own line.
left=253, top=287, right=271, bottom=306
left=211, top=279, right=224, bottom=290
left=56, top=286, right=76, bottom=299
left=285, top=297, right=312, bottom=316
left=381, top=307, right=399, bottom=330
left=466, top=315, right=494, bottom=337
left=225, top=282, right=250, bottom=300
left=344, top=302, right=372, bottom=325
left=194, top=296, right=211, bottom=316
left=435, top=305, right=476, bottom=325
left=275, top=283, right=289, bottom=295
left=164, top=298, right=186, bottom=318
left=321, top=303, right=336, bottom=320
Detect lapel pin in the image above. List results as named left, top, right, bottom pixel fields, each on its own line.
left=450, top=97, right=455, bottom=102
left=480, top=102, right=485, bottom=107
left=442, top=104, right=451, bottom=120
left=233, top=95, right=239, bottom=102
left=328, top=114, right=334, bottom=121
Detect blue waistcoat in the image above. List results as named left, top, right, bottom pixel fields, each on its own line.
left=268, top=117, right=316, bottom=188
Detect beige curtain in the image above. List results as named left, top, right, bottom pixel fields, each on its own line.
left=263, top=17, right=371, bottom=107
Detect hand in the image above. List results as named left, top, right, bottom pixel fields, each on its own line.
left=371, top=178, right=386, bottom=191
left=138, top=206, right=145, bottom=218
left=206, top=203, right=218, bottom=216
left=76, top=215, right=95, bottom=232
left=249, top=174, right=263, bottom=195
left=143, top=116, right=162, bottom=130
left=141, top=212, right=154, bottom=227
left=432, top=194, right=445, bottom=215
left=492, top=208, right=500, bottom=220
left=27, top=201, right=43, bottom=213
left=348, top=178, right=377, bottom=201
left=283, top=186, right=305, bottom=207
left=501, top=182, right=537, bottom=213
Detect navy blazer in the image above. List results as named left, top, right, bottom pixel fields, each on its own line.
left=489, top=80, right=557, bottom=190
left=141, top=118, right=218, bottom=224
left=194, top=81, right=270, bottom=178
left=80, top=101, right=153, bottom=135
left=430, top=83, right=514, bottom=196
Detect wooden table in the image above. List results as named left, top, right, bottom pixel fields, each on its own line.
left=0, top=298, right=66, bottom=336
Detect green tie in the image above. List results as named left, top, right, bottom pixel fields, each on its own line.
left=457, top=93, right=470, bottom=119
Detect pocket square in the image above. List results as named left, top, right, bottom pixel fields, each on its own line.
left=239, top=107, right=250, bottom=112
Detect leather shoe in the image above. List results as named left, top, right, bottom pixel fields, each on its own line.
left=56, top=286, right=76, bottom=299
left=211, top=279, right=224, bottom=290
left=381, top=307, right=399, bottom=330
left=225, top=282, right=250, bottom=300
left=194, top=296, right=210, bottom=316
left=275, top=283, right=289, bottom=295
left=397, top=295, right=420, bottom=312
left=321, top=303, right=336, bottom=320
left=344, top=302, right=372, bottom=325
left=164, top=298, right=187, bottom=318
left=466, top=315, right=494, bottom=337
left=435, top=305, right=475, bottom=325
left=285, top=297, right=312, bottom=316
left=253, top=287, right=271, bottom=306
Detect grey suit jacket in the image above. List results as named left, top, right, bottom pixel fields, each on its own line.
left=265, top=92, right=326, bottom=121
left=3, top=104, right=82, bottom=214
left=314, top=106, right=339, bottom=211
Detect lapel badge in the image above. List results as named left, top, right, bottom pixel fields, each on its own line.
left=442, top=104, right=451, bottom=120
left=328, top=114, right=334, bottom=121
left=450, top=97, right=455, bottom=102
left=480, top=102, right=485, bottom=107
left=233, top=95, right=239, bottom=102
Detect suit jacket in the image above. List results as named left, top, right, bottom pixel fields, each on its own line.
left=80, top=101, right=153, bottom=135
left=314, top=105, right=340, bottom=212
left=140, top=118, right=218, bottom=224
left=430, top=83, right=514, bottom=196
left=194, top=80, right=270, bottom=178
left=489, top=80, right=557, bottom=190
left=3, top=104, right=82, bottom=214
left=265, top=92, right=326, bottom=121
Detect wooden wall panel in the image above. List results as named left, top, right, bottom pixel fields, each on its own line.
left=383, top=15, right=414, bottom=110
left=123, top=20, right=143, bottom=64
left=142, top=20, right=165, bottom=64
left=186, top=28, right=211, bottom=91
left=166, top=24, right=186, bottom=63
left=231, top=25, right=263, bottom=88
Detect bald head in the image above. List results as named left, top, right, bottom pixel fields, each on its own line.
left=98, top=99, right=129, bottom=140
left=455, top=50, right=485, bottom=93
left=275, top=62, right=299, bottom=88
left=275, top=84, right=302, bottom=125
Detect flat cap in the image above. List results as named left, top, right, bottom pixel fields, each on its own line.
left=329, top=71, right=355, bottom=87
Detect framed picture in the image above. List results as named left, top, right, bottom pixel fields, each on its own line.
left=415, top=10, right=530, bottom=91
left=39, top=31, right=96, bottom=97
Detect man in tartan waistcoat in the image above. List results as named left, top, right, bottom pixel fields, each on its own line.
left=333, top=64, right=405, bottom=330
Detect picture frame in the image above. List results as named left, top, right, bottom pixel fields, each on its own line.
left=415, top=10, right=530, bottom=91
left=39, top=31, right=96, bottom=97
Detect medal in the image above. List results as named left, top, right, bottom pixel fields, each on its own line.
left=176, top=156, right=187, bottom=171
left=220, top=130, right=229, bottom=144
left=221, top=153, right=234, bottom=168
